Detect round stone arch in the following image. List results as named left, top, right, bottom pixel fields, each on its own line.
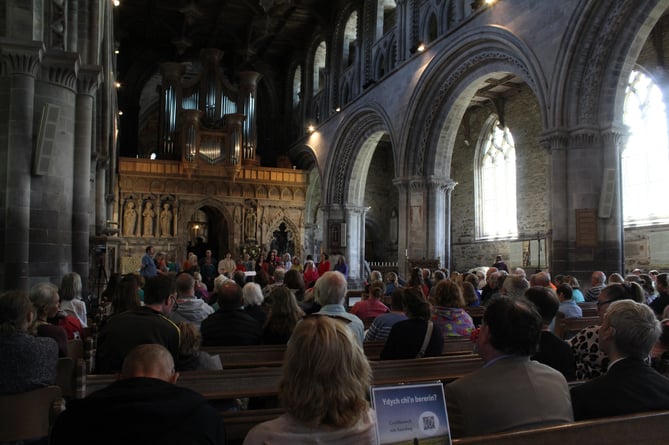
left=323, top=104, right=396, bottom=207
left=555, top=0, right=668, bottom=129
left=400, top=25, right=548, bottom=178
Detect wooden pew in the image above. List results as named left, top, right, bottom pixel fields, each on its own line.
left=83, top=354, right=484, bottom=400
left=465, top=306, right=485, bottom=326
left=578, top=301, right=598, bottom=317
left=203, top=344, right=286, bottom=368
left=452, top=410, right=669, bottom=445
left=364, top=336, right=475, bottom=360
left=554, top=314, right=599, bottom=340
left=82, top=355, right=483, bottom=444
left=203, top=336, right=477, bottom=367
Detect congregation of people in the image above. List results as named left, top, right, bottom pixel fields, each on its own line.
left=5, top=249, right=669, bottom=444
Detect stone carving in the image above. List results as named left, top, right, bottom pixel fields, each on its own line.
left=245, top=206, right=257, bottom=241
left=160, top=203, right=173, bottom=237
left=123, top=200, right=137, bottom=236
left=143, top=201, right=155, bottom=237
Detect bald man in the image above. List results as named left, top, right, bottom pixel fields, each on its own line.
left=51, top=344, right=226, bottom=445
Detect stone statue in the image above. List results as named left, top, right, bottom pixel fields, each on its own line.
left=160, top=203, right=173, bottom=237
left=143, top=201, right=155, bottom=237
left=245, top=207, right=257, bottom=240
left=123, top=201, right=137, bottom=236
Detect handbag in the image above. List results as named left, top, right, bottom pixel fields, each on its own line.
left=416, top=320, right=434, bottom=358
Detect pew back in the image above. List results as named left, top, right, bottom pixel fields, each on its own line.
left=453, top=410, right=669, bottom=445
left=554, top=315, right=599, bottom=340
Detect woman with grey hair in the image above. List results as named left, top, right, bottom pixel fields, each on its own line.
left=29, top=282, right=69, bottom=357
left=243, top=282, right=266, bottom=326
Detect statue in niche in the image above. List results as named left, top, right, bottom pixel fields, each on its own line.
left=245, top=207, right=257, bottom=241
left=271, top=222, right=289, bottom=254
left=143, top=201, right=155, bottom=237
left=160, top=203, right=173, bottom=238
left=389, top=208, right=398, bottom=245
left=123, top=201, right=137, bottom=237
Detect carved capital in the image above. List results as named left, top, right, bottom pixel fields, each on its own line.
left=0, top=40, right=45, bottom=77
left=41, top=50, right=79, bottom=91
left=569, top=126, right=599, bottom=149
left=601, top=125, right=629, bottom=150
left=77, top=64, right=102, bottom=96
left=426, top=176, right=457, bottom=193
left=539, top=129, right=569, bottom=151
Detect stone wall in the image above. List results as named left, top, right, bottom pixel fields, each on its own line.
left=363, top=140, right=399, bottom=261
left=450, top=85, right=550, bottom=272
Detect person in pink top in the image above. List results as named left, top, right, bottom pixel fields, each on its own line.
left=350, top=283, right=390, bottom=320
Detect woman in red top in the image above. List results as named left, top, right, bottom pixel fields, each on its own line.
left=317, top=253, right=331, bottom=277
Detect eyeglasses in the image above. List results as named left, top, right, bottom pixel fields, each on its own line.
left=170, top=295, right=179, bottom=310
left=596, top=299, right=613, bottom=308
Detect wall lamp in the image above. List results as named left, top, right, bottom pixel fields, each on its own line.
left=410, top=42, right=426, bottom=54
left=471, top=0, right=497, bottom=10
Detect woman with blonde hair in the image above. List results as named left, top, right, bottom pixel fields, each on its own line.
left=244, top=316, right=376, bottom=444
left=60, top=271, right=88, bottom=327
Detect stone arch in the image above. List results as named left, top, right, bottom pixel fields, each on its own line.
left=178, top=197, right=234, bottom=260
left=263, top=215, right=302, bottom=257
left=553, top=0, right=667, bottom=129
left=331, top=3, right=361, bottom=106
left=323, top=103, right=396, bottom=207
left=401, top=25, right=548, bottom=178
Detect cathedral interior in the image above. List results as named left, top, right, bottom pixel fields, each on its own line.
left=2, top=0, right=669, bottom=293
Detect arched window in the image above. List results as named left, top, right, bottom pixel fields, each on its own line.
left=343, top=12, right=358, bottom=68
left=313, top=41, right=327, bottom=95
left=292, top=65, right=302, bottom=108
left=622, top=69, right=669, bottom=226
left=475, top=117, right=518, bottom=239
left=376, top=0, right=397, bottom=38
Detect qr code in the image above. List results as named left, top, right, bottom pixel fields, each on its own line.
left=422, top=415, right=436, bottom=431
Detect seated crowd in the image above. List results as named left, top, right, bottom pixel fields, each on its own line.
left=4, top=249, right=669, bottom=444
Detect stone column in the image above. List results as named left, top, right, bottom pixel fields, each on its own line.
left=541, top=130, right=569, bottom=274
left=600, top=127, right=627, bottom=273
left=0, top=41, right=44, bottom=290
left=343, top=204, right=366, bottom=285
left=35, top=51, right=79, bottom=281
left=426, top=176, right=456, bottom=271
left=73, top=65, right=102, bottom=289
left=238, top=71, right=262, bottom=165
left=393, top=178, right=410, bottom=277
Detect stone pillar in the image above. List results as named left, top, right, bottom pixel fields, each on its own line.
left=96, top=158, right=107, bottom=233
left=541, top=130, right=569, bottom=274
left=426, top=176, right=456, bottom=271
left=67, top=0, right=78, bottom=53
left=73, top=65, right=102, bottom=290
left=600, top=127, right=627, bottom=273
left=343, top=204, right=366, bottom=285
left=33, top=51, right=79, bottom=282
left=0, top=41, right=44, bottom=290
left=238, top=71, right=262, bottom=165
left=393, top=178, right=410, bottom=277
